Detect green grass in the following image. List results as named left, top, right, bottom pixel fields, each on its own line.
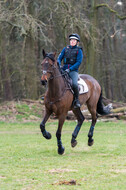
left=0, top=101, right=43, bottom=122
left=15, top=103, right=42, bottom=121
left=0, top=120, right=126, bottom=190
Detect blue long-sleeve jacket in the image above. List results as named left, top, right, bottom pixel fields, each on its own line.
left=57, top=45, right=83, bottom=72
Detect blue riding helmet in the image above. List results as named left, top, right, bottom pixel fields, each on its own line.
left=69, top=33, right=80, bottom=42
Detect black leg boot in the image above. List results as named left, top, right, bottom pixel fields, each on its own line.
left=73, top=87, right=81, bottom=109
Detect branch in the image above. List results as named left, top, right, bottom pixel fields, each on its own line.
left=110, top=29, right=126, bottom=38
left=95, top=4, right=126, bottom=20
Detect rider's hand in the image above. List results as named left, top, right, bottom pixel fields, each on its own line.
left=57, top=62, right=62, bottom=70
left=65, top=69, right=70, bottom=73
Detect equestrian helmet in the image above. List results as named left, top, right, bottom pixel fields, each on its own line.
left=69, top=33, right=80, bottom=42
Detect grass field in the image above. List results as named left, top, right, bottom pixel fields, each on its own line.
left=0, top=120, right=126, bottom=190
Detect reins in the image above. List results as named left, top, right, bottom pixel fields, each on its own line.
left=41, top=57, right=72, bottom=105
left=47, top=68, right=72, bottom=105
left=41, top=56, right=67, bottom=81
left=42, top=64, right=63, bottom=81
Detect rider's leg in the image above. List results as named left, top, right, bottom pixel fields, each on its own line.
left=69, top=71, right=80, bottom=108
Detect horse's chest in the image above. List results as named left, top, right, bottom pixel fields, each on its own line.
left=45, top=102, right=58, bottom=113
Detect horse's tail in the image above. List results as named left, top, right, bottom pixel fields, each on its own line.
left=97, top=91, right=112, bottom=115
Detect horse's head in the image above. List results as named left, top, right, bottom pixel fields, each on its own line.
left=41, top=49, right=57, bottom=86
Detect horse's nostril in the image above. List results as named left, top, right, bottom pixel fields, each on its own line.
left=41, top=80, right=47, bottom=86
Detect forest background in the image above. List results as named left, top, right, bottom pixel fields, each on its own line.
left=0, top=0, right=126, bottom=103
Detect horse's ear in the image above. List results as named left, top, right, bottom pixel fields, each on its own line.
left=42, top=49, right=46, bottom=58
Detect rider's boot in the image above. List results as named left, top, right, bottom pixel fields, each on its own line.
left=73, top=87, right=81, bottom=109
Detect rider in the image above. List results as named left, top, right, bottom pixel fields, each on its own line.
left=57, top=33, right=83, bottom=108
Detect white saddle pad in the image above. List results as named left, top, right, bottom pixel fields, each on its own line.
left=78, top=77, right=88, bottom=94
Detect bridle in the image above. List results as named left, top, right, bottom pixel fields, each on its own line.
left=41, top=55, right=63, bottom=81
left=41, top=54, right=72, bottom=104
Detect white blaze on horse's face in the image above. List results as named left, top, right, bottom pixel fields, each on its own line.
left=43, top=70, right=47, bottom=75
left=41, top=60, right=48, bottom=75
left=41, top=60, right=52, bottom=83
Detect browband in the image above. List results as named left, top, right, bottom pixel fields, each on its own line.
left=45, top=53, right=55, bottom=62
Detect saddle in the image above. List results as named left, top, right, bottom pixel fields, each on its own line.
left=78, top=76, right=88, bottom=94
left=60, top=68, right=88, bottom=94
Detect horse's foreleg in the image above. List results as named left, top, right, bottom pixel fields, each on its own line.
left=71, top=108, right=85, bottom=147
left=56, top=115, right=66, bottom=155
left=88, top=111, right=97, bottom=146
left=40, top=110, right=52, bottom=140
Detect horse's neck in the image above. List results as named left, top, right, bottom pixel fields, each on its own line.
left=48, top=68, right=65, bottom=98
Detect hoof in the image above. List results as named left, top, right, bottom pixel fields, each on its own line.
left=71, top=139, right=77, bottom=148
left=88, top=139, right=94, bottom=146
left=58, top=146, right=65, bottom=155
left=43, top=132, right=52, bottom=140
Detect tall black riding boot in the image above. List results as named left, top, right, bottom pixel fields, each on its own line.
left=73, top=87, right=81, bottom=109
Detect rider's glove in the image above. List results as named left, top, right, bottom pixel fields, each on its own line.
left=65, top=69, right=70, bottom=73
left=57, top=62, right=62, bottom=70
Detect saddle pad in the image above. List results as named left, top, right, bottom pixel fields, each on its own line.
left=78, top=77, right=88, bottom=94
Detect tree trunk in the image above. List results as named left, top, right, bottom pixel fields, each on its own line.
left=86, top=0, right=98, bottom=78
left=24, top=36, right=38, bottom=99
left=0, top=40, right=13, bottom=100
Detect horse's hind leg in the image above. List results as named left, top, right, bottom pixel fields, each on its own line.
left=87, top=104, right=97, bottom=146
left=40, top=109, right=52, bottom=139
left=71, top=108, right=85, bottom=148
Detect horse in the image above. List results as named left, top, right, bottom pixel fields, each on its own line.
left=40, top=49, right=111, bottom=155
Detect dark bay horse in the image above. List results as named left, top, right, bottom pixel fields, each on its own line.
left=40, top=50, right=111, bottom=155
